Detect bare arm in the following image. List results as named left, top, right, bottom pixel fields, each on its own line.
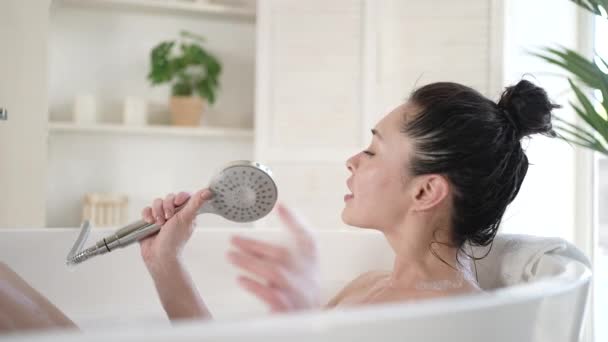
left=146, top=258, right=211, bottom=321
left=0, top=262, right=76, bottom=332
left=140, top=189, right=214, bottom=322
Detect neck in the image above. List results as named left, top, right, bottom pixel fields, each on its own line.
left=382, top=210, right=464, bottom=288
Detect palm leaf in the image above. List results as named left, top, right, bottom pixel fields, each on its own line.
left=533, top=48, right=608, bottom=154
left=528, top=0, right=608, bottom=155
left=533, top=47, right=608, bottom=98
left=554, top=113, right=608, bottom=152
left=568, top=80, right=608, bottom=140
left=555, top=124, right=608, bottom=153
left=558, top=134, right=608, bottom=155
left=531, top=7, right=608, bottom=156
left=553, top=116, right=603, bottom=142
left=570, top=0, right=608, bottom=16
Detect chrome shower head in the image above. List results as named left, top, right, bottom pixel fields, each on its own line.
left=200, top=161, right=278, bottom=222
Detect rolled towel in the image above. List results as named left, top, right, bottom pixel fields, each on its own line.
left=471, top=234, right=590, bottom=290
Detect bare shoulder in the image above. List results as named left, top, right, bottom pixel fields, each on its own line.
left=324, top=270, right=387, bottom=309
left=325, top=273, right=482, bottom=308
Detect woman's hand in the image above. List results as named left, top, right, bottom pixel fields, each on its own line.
left=138, top=188, right=215, bottom=321
left=227, top=204, right=321, bottom=312
left=139, top=188, right=214, bottom=271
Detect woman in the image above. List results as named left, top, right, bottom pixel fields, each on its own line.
left=0, top=79, right=559, bottom=330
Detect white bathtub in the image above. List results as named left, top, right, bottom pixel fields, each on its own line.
left=0, top=228, right=591, bottom=342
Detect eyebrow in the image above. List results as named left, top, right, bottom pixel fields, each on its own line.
left=371, top=128, right=383, bottom=140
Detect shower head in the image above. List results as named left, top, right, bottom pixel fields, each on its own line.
left=67, top=160, right=278, bottom=265
left=200, top=161, right=278, bottom=222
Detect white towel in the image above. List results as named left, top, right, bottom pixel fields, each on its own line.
left=471, top=234, right=590, bottom=290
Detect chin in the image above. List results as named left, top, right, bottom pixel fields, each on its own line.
left=341, top=206, right=376, bottom=230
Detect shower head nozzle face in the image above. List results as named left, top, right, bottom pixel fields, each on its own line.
left=204, top=161, right=278, bottom=223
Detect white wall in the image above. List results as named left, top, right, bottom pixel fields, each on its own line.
left=45, top=2, right=256, bottom=228
left=0, top=1, right=50, bottom=228
left=376, top=0, right=500, bottom=114
left=499, top=0, right=583, bottom=242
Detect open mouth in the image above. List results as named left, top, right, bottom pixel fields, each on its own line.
left=346, top=179, right=354, bottom=202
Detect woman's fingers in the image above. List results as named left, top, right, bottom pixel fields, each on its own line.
left=143, top=189, right=210, bottom=231
left=276, top=203, right=310, bottom=236
left=144, top=188, right=211, bottom=225
left=276, top=204, right=316, bottom=253
left=163, top=193, right=175, bottom=219
left=229, top=208, right=321, bottom=312
left=174, top=192, right=190, bottom=207
left=146, top=191, right=194, bottom=224
left=236, top=276, right=290, bottom=312
left=230, top=235, right=289, bottom=263
left=227, top=250, right=289, bottom=289
left=141, top=207, right=154, bottom=224
left=152, top=198, right=165, bottom=225
left=175, top=188, right=213, bottom=224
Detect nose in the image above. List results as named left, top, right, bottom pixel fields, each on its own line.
left=346, top=153, right=358, bottom=172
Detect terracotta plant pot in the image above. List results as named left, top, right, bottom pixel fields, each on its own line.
left=169, top=96, right=205, bottom=126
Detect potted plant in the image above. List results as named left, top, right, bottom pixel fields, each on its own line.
left=148, top=30, right=222, bottom=126
left=533, top=0, right=608, bottom=156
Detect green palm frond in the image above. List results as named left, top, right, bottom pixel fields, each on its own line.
left=532, top=47, right=608, bottom=102
left=570, top=0, right=608, bottom=16
left=532, top=37, right=608, bottom=156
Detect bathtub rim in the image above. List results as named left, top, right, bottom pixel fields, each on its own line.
left=2, top=255, right=591, bottom=342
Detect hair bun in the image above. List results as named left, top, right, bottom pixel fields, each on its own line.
left=497, top=79, right=559, bottom=139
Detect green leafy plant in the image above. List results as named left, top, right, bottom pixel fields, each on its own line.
left=570, top=0, right=608, bottom=15
left=532, top=0, right=608, bottom=156
left=147, top=30, right=222, bottom=104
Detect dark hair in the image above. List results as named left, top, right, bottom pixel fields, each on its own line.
left=403, top=80, right=560, bottom=258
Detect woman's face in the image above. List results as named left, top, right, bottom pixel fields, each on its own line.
left=342, top=103, right=418, bottom=230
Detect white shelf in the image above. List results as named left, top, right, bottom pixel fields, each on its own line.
left=48, top=122, right=254, bottom=139
left=53, top=0, right=256, bottom=20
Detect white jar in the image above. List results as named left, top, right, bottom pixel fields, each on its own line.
left=123, top=96, right=148, bottom=126
left=73, top=94, right=97, bottom=124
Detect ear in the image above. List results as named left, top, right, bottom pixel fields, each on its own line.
left=412, top=174, right=450, bottom=211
